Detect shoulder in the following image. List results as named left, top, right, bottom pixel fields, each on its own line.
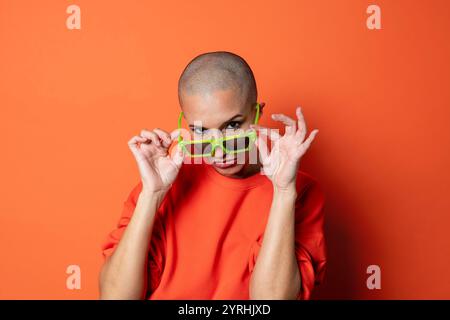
left=126, top=163, right=204, bottom=201
left=295, top=170, right=326, bottom=208
left=124, top=180, right=143, bottom=205
left=296, top=170, right=322, bottom=193
left=177, top=162, right=205, bottom=180
left=171, top=162, right=205, bottom=192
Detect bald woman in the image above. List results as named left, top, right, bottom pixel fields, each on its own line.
left=99, top=51, right=326, bottom=300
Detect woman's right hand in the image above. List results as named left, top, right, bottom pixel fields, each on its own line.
left=127, top=128, right=185, bottom=194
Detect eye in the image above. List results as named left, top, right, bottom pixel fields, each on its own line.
left=226, top=121, right=241, bottom=130
left=193, top=127, right=204, bottom=135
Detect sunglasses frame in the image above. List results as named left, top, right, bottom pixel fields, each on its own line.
left=177, top=102, right=261, bottom=158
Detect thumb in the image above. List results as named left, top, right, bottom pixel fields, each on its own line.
left=255, top=133, right=270, bottom=166
left=170, top=140, right=185, bottom=167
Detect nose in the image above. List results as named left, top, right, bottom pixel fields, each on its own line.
left=206, top=129, right=224, bottom=160
left=211, top=143, right=225, bottom=159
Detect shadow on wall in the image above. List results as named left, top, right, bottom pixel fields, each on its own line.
left=312, top=202, right=361, bottom=299
left=309, top=167, right=382, bottom=300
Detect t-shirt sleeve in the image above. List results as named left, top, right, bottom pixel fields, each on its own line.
left=100, top=181, right=168, bottom=296
left=292, top=177, right=327, bottom=300
left=248, top=175, right=327, bottom=300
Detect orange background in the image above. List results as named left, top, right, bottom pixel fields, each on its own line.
left=1, top=0, right=449, bottom=299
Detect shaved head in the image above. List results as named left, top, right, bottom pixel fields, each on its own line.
left=178, top=51, right=257, bottom=109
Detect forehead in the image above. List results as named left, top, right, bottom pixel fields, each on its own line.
left=181, top=90, right=249, bottom=126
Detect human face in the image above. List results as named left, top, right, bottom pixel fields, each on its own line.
left=180, top=89, right=259, bottom=176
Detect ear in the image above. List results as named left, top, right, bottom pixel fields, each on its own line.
left=258, top=102, right=266, bottom=116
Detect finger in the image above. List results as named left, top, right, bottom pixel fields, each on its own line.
left=127, top=135, right=146, bottom=157
left=250, top=124, right=281, bottom=141
left=169, top=129, right=187, bottom=167
left=140, top=129, right=161, bottom=146
left=260, top=166, right=270, bottom=177
left=170, top=143, right=185, bottom=167
left=296, top=129, right=319, bottom=157
left=153, top=128, right=172, bottom=147
left=128, top=135, right=147, bottom=148
left=171, top=128, right=190, bottom=141
left=170, top=129, right=181, bottom=140
left=271, top=113, right=297, bottom=135
left=295, top=106, right=307, bottom=142
left=255, top=133, right=270, bottom=165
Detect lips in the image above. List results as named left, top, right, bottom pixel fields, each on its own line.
left=212, top=158, right=237, bottom=169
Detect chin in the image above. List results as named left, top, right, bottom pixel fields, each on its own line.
left=212, top=163, right=245, bottom=176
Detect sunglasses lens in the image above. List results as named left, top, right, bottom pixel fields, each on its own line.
left=186, top=142, right=213, bottom=155
left=224, top=136, right=250, bottom=152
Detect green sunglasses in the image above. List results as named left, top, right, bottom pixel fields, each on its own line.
left=177, top=102, right=261, bottom=157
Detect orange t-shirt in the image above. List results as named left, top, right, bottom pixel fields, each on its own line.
left=101, top=162, right=326, bottom=300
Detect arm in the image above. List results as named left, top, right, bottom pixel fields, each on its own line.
left=249, top=185, right=300, bottom=299
left=99, top=127, right=185, bottom=299
left=99, top=189, right=166, bottom=300
left=250, top=106, right=319, bottom=299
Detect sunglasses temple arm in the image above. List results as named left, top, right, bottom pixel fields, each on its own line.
left=254, top=102, right=260, bottom=124
left=178, top=111, right=184, bottom=143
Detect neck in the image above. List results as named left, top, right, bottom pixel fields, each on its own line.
left=231, top=161, right=263, bottom=179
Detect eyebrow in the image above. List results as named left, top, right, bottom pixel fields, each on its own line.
left=189, top=114, right=244, bottom=131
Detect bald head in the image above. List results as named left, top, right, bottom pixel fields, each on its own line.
left=178, top=51, right=257, bottom=109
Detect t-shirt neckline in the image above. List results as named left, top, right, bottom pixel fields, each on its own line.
left=203, top=162, right=270, bottom=190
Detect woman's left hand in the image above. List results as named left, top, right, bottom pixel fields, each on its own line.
left=251, top=106, right=319, bottom=191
